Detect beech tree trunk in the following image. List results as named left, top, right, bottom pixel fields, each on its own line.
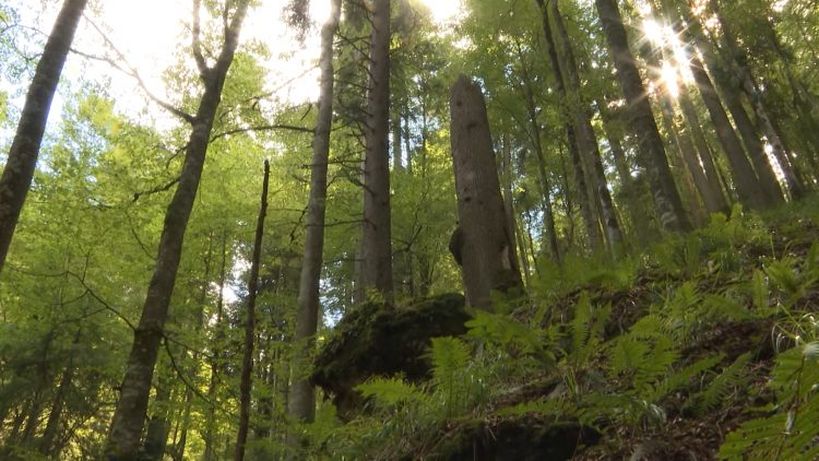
left=595, top=0, right=690, bottom=232
left=449, top=75, right=523, bottom=310
left=548, top=0, right=624, bottom=255
left=359, top=0, right=394, bottom=301
left=0, top=0, right=88, bottom=274
left=234, top=160, right=270, bottom=461
left=105, top=4, right=249, bottom=458
left=288, top=0, right=341, bottom=426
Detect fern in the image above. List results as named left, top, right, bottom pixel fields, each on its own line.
left=357, top=377, right=425, bottom=408
left=719, top=343, right=819, bottom=460
left=648, top=354, right=725, bottom=403
left=686, top=353, right=749, bottom=414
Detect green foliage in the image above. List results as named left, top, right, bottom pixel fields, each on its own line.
left=688, top=353, right=751, bottom=415
left=720, top=344, right=819, bottom=460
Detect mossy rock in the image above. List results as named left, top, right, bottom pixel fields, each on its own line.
left=311, top=293, right=470, bottom=418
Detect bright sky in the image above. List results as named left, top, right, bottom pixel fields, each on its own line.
left=6, top=0, right=463, bottom=132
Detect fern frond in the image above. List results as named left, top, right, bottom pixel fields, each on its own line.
left=687, top=353, right=748, bottom=414
left=649, top=354, right=725, bottom=403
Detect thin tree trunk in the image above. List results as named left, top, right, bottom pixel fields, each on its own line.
left=709, top=1, right=804, bottom=199
left=359, top=0, right=394, bottom=301
left=548, top=0, right=624, bottom=255
left=512, top=41, right=561, bottom=262
left=38, top=354, right=74, bottom=456
left=666, top=3, right=767, bottom=210
left=105, top=4, right=249, bottom=458
left=289, top=0, right=341, bottom=426
left=234, top=160, right=270, bottom=461
left=595, top=0, right=690, bottom=232
left=392, top=111, right=403, bottom=171
left=141, top=372, right=172, bottom=461
left=535, top=0, right=601, bottom=252
left=0, top=0, right=88, bottom=274
left=204, top=233, right=229, bottom=461
left=677, top=91, right=730, bottom=212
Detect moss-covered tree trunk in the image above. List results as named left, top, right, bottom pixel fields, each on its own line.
left=449, top=75, right=523, bottom=310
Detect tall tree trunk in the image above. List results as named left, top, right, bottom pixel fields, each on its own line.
left=38, top=328, right=77, bottom=456
left=535, top=0, right=601, bottom=252
left=512, top=41, right=561, bottom=262
left=289, top=0, right=341, bottom=426
left=392, top=111, right=403, bottom=171
left=710, top=1, right=804, bottom=199
left=0, top=0, right=88, bottom=274
left=234, top=160, right=270, bottom=461
left=665, top=3, right=767, bottom=210
left=141, top=372, right=172, bottom=461
left=449, top=75, right=523, bottom=310
left=636, top=36, right=707, bottom=220
left=500, top=136, right=523, bottom=285
left=359, top=0, right=394, bottom=301
left=677, top=91, right=730, bottom=212
left=548, top=0, right=624, bottom=255
left=595, top=0, right=690, bottom=232
left=105, top=4, right=249, bottom=458
left=204, top=233, right=229, bottom=461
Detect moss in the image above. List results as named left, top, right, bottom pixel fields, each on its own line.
left=311, top=293, right=470, bottom=417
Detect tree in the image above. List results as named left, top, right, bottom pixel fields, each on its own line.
left=359, top=0, right=394, bottom=301
left=547, top=0, right=624, bottom=254
left=289, top=0, right=342, bottom=425
left=105, top=1, right=251, bottom=458
left=235, top=160, right=270, bottom=461
left=594, top=0, right=691, bottom=232
left=0, top=0, right=88, bottom=275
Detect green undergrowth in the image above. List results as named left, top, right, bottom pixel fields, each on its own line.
left=303, top=198, right=819, bottom=460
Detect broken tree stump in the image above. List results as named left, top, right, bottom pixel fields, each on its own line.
left=449, top=75, right=523, bottom=310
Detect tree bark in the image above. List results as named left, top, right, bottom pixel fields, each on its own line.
left=234, top=160, right=270, bottom=461
left=449, top=75, right=523, bottom=310
left=288, top=0, right=341, bottom=426
left=0, top=0, right=88, bottom=274
left=548, top=0, right=624, bottom=255
left=105, top=3, right=249, bottom=458
left=595, top=0, right=690, bottom=232
left=359, top=0, right=394, bottom=301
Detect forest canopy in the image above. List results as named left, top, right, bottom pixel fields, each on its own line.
left=0, top=0, right=817, bottom=459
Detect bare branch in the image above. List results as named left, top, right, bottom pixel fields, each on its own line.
left=209, top=124, right=314, bottom=143
left=81, top=15, right=196, bottom=124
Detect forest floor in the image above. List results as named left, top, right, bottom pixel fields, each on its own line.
left=309, top=197, right=819, bottom=460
